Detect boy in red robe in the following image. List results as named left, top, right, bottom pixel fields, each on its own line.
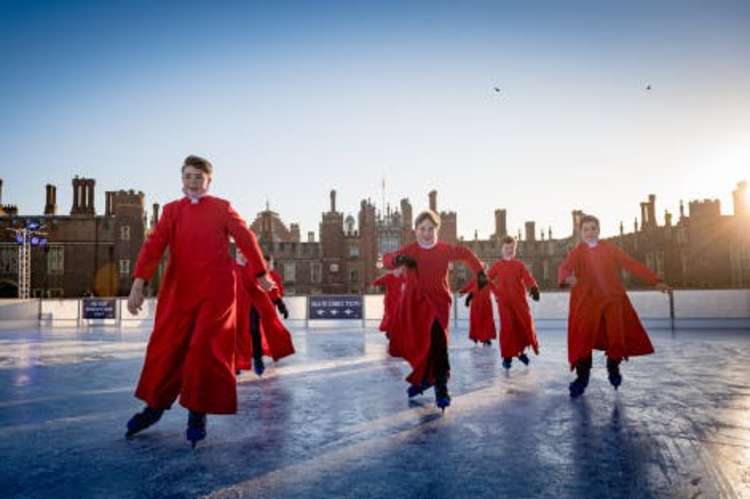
left=487, top=236, right=540, bottom=370
left=372, top=266, right=406, bottom=337
left=125, top=155, right=273, bottom=447
left=460, top=270, right=497, bottom=346
left=559, top=215, right=669, bottom=398
left=235, top=253, right=293, bottom=377
left=383, top=210, right=486, bottom=411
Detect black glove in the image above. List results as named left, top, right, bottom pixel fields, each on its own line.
left=529, top=286, right=540, bottom=302
left=274, top=299, right=289, bottom=319
left=476, top=270, right=489, bottom=290
left=464, top=293, right=474, bottom=307
left=394, top=255, right=417, bottom=269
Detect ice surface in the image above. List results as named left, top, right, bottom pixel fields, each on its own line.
left=0, top=325, right=748, bottom=498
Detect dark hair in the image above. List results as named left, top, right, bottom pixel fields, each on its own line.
left=500, top=235, right=516, bottom=245
left=579, top=214, right=600, bottom=229
left=414, top=210, right=441, bottom=229
left=182, top=155, right=213, bottom=175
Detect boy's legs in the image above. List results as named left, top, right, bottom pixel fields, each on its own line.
left=134, top=305, right=197, bottom=409
left=128, top=305, right=196, bottom=436
left=429, top=321, right=451, bottom=408
left=569, top=353, right=593, bottom=398
left=602, top=301, right=626, bottom=388
left=180, top=296, right=238, bottom=414
left=249, top=306, right=264, bottom=374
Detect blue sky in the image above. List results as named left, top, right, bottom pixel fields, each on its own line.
left=2, top=0, right=749, bottom=239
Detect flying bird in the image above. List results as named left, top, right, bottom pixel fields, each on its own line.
left=646, top=84, right=652, bottom=91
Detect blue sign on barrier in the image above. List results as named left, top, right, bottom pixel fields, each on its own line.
left=82, top=298, right=117, bottom=319
left=308, top=295, right=363, bottom=320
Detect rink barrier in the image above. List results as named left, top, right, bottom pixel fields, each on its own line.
left=0, top=289, right=748, bottom=329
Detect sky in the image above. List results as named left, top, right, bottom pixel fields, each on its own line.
left=2, top=0, right=749, bottom=239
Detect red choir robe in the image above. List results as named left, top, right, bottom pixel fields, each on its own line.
left=384, top=241, right=483, bottom=385
left=459, top=278, right=496, bottom=343
left=488, top=258, right=540, bottom=358
left=235, top=264, right=295, bottom=370
left=372, top=272, right=405, bottom=335
left=558, top=241, right=660, bottom=368
left=267, top=270, right=285, bottom=302
left=132, top=195, right=267, bottom=414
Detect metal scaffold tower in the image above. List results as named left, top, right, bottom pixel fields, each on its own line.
left=6, top=221, right=48, bottom=299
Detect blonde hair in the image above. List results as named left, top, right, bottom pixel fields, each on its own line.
left=414, top=210, right=441, bottom=229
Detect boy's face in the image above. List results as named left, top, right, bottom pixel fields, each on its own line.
left=415, top=220, right=438, bottom=245
left=580, top=221, right=600, bottom=244
left=182, top=165, right=211, bottom=195
left=501, top=243, right=516, bottom=259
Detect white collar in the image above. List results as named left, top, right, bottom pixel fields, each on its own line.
left=183, top=188, right=208, bottom=204
left=417, top=239, right=437, bottom=250
left=585, top=240, right=599, bottom=248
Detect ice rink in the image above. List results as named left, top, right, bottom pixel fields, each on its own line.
left=0, top=324, right=748, bottom=498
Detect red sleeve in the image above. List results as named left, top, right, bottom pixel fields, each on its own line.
left=133, top=202, right=174, bottom=280
left=558, top=249, right=577, bottom=286
left=448, top=244, right=483, bottom=274
left=612, top=245, right=660, bottom=285
left=519, top=261, right=537, bottom=289
left=373, top=274, right=388, bottom=287
left=271, top=270, right=285, bottom=297
left=226, top=202, right=268, bottom=277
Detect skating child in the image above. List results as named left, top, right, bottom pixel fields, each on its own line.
left=558, top=215, right=669, bottom=398
left=487, top=236, right=540, bottom=370
left=125, top=155, right=272, bottom=447
left=459, top=269, right=496, bottom=346
left=372, top=266, right=406, bottom=337
left=383, top=210, right=486, bottom=411
left=235, top=252, right=293, bottom=377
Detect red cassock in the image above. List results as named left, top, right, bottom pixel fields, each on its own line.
left=384, top=242, right=483, bottom=385
left=558, top=241, right=660, bottom=368
left=488, top=259, right=540, bottom=358
left=372, top=273, right=405, bottom=335
left=235, top=264, right=295, bottom=370
left=459, top=278, right=496, bottom=343
left=132, top=195, right=267, bottom=414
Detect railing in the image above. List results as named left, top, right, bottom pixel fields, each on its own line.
left=0, top=289, right=749, bottom=329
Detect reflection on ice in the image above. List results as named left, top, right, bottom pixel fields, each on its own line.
left=0, top=325, right=747, bottom=498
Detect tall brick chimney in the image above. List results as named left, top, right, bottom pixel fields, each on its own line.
left=44, top=184, right=57, bottom=215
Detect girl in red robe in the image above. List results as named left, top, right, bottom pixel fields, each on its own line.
left=459, top=271, right=496, bottom=346
left=559, top=215, right=669, bottom=398
left=125, top=155, right=273, bottom=447
left=383, top=210, right=486, bottom=411
left=235, top=253, right=294, bottom=376
left=487, top=236, right=540, bottom=370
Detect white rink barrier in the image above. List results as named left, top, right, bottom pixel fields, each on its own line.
left=0, top=289, right=748, bottom=329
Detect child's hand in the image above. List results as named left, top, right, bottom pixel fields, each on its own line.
left=564, top=276, right=577, bottom=287
left=476, top=270, right=489, bottom=290
left=529, top=286, right=540, bottom=302
left=274, top=299, right=289, bottom=319
left=464, top=293, right=474, bottom=307
left=127, top=279, right=145, bottom=315
left=394, top=255, right=417, bottom=269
